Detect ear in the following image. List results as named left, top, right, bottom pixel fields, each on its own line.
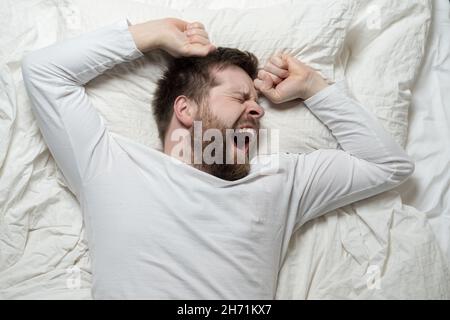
left=173, top=95, right=197, bottom=128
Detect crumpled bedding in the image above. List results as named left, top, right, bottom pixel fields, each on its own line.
left=277, top=191, right=450, bottom=299
left=0, top=0, right=92, bottom=299
left=1, top=0, right=449, bottom=299
left=395, top=0, right=450, bottom=262
left=277, top=0, right=450, bottom=299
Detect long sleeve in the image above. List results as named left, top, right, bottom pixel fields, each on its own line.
left=294, top=80, right=414, bottom=226
left=22, top=20, right=143, bottom=198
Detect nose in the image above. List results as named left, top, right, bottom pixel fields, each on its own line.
left=245, top=101, right=265, bottom=121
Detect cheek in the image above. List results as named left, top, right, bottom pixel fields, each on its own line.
left=222, top=109, right=241, bottom=124
left=210, top=101, right=242, bottom=126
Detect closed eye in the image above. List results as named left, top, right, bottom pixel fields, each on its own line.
left=232, top=93, right=259, bottom=104
left=233, top=97, right=245, bottom=103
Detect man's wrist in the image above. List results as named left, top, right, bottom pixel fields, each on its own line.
left=128, top=20, right=162, bottom=53
left=304, top=76, right=329, bottom=100
left=304, top=81, right=343, bottom=108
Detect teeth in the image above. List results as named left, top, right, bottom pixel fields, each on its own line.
left=237, top=128, right=256, bottom=137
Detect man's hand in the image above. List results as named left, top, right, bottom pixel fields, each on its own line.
left=129, top=18, right=216, bottom=57
left=254, top=53, right=329, bottom=103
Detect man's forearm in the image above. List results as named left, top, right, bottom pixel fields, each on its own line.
left=23, top=20, right=143, bottom=87
left=128, top=20, right=162, bottom=53
left=304, top=81, right=414, bottom=181
left=292, top=81, right=414, bottom=224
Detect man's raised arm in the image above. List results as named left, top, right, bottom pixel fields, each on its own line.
left=254, top=54, right=414, bottom=226
left=22, top=18, right=214, bottom=197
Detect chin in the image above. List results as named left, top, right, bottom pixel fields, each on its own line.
left=208, top=163, right=250, bottom=181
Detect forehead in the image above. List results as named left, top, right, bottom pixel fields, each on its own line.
left=210, top=65, right=257, bottom=96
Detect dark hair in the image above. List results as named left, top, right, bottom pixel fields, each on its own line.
left=152, top=47, right=259, bottom=143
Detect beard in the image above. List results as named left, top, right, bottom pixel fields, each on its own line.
left=190, top=106, right=257, bottom=181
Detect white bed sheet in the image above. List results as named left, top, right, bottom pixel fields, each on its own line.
left=396, top=0, right=450, bottom=260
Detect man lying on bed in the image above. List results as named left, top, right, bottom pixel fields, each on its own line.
left=22, top=18, right=414, bottom=299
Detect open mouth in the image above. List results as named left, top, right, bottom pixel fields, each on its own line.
left=233, top=128, right=257, bottom=153
left=233, top=136, right=249, bottom=152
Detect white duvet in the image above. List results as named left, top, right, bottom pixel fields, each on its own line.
left=1, top=0, right=449, bottom=299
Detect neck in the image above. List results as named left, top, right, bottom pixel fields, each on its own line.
left=163, top=132, right=193, bottom=164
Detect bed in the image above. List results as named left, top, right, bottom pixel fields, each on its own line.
left=1, top=0, right=449, bottom=299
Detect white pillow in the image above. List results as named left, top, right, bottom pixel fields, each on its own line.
left=70, top=0, right=356, bottom=152
left=343, top=0, right=431, bottom=147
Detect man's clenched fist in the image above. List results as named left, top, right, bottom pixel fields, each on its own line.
left=129, top=18, right=216, bottom=58
left=254, top=53, right=329, bottom=103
